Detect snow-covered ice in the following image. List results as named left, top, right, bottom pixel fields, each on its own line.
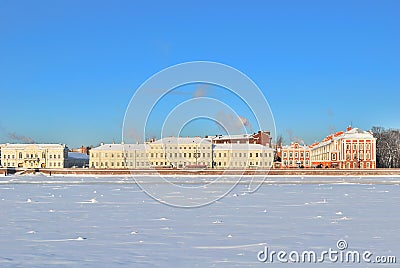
left=0, top=174, right=399, bottom=267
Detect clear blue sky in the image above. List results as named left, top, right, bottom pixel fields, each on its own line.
left=0, top=0, right=399, bottom=147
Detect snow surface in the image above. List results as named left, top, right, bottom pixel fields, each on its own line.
left=0, top=174, right=399, bottom=267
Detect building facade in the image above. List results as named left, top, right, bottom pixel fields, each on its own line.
left=310, top=127, right=376, bottom=169
left=213, top=143, right=274, bottom=169
left=89, top=137, right=275, bottom=170
left=281, top=142, right=311, bottom=168
left=1, top=144, right=68, bottom=169
left=90, top=143, right=149, bottom=169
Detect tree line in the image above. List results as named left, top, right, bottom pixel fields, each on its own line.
left=372, top=126, right=400, bottom=168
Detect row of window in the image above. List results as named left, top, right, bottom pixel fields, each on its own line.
left=215, top=161, right=272, bottom=167
left=91, top=151, right=274, bottom=159
left=2, top=162, right=62, bottom=167
left=282, top=152, right=310, bottom=159
left=345, top=153, right=371, bottom=161
left=91, top=161, right=273, bottom=168
left=2, top=153, right=62, bottom=159
left=149, top=146, right=211, bottom=150
left=345, top=162, right=372, bottom=169
left=345, top=143, right=371, bottom=151
left=283, top=160, right=310, bottom=166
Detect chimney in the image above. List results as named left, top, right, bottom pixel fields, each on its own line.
left=346, top=126, right=352, bottom=131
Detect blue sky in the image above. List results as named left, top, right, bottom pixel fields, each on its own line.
left=0, top=0, right=399, bottom=147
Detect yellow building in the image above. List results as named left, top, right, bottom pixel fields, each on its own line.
left=213, top=143, right=274, bottom=169
left=89, top=143, right=149, bottom=169
left=1, top=143, right=68, bottom=169
left=89, top=137, right=275, bottom=170
left=149, top=137, right=213, bottom=168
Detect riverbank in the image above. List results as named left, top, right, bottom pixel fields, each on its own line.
left=1, top=167, right=399, bottom=176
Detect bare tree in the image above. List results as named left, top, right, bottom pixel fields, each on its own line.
left=274, top=134, right=284, bottom=162
left=372, top=126, right=400, bottom=168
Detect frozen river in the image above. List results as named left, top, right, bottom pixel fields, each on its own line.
left=0, top=175, right=399, bottom=267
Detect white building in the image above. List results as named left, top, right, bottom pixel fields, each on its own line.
left=1, top=143, right=68, bottom=169
left=310, top=127, right=376, bottom=169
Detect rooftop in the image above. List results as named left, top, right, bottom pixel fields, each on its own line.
left=151, top=137, right=212, bottom=144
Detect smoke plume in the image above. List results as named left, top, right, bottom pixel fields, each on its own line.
left=7, top=132, right=35, bottom=143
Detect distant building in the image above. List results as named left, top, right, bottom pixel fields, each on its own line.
left=310, top=127, right=376, bottom=169
left=67, top=152, right=89, bottom=168
left=281, top=142, right=311, bottom=168
left=70, top=146, right=91, bottom=155
left=1, top=143, right=68, bottom=169
left=208, top=130, right=272, bottom=147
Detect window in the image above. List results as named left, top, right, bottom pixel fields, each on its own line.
left=295, top=152, right=298, bottom=158
left=250, top=153, right=253, bottom=157
left=283, top=152, right=287, bottom=158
